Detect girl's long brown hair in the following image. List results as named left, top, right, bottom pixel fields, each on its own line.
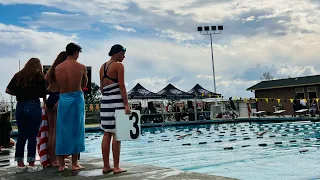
left=15, top=58, right=44, bottom=88
left=47, top=51, right=67, bottom=83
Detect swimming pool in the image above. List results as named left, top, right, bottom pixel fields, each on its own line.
left=83, top=121, right=320, bottom=180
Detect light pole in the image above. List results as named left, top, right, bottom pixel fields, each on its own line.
left=197, top=25, right=223, bottom=105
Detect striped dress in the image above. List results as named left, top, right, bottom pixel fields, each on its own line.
left=100, top=83, right=125, bottom=133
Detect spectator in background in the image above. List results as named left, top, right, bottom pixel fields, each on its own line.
left=168, top=103, right=173, bottom=112
left=229, top=97, right=239, bottom=118
left=299, top=97, right=308, bottom=116
left=309, top=98, right=318, bottom=117
left=229, top=97, right=236, bottom=111
left=0, top=112, right=15, bottom=151
left=135, top=102, right=142, bottom=113
left=300, top=98, right=307, bottom=109
left=292, top=95, right=301, bottom=117
left=246, top=99, right=252, bottom=119
left=5, top=58, right=47, bottom=173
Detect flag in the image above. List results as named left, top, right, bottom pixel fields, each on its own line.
left=37, top=107, right=49, bottom=167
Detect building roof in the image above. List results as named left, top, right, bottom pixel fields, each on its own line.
left=247, top=75, right=320, bottom=91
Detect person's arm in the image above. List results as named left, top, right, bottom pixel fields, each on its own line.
left=117, top=63, right=129, bottom=106
left=39, top=78, right=47, bottom=106
left=81, top=65, right=88, bottom=89
left=99, top=65, right=104, bottom=93
left=5, top=75, right=17, bottom=96
left=44, top=69, right=50, bottom=87
left=5, top=88, right=15, bottom=95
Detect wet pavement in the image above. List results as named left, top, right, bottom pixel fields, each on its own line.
left=0, top=148, right=237, bottom=180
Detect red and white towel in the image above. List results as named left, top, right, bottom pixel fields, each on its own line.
left=37, top=107, right=49, bottom=167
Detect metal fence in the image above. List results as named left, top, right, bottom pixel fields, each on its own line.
left=9, top=111, right=212, bottom=126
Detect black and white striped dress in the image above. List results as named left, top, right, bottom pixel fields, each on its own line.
left=100, top=83, right=124, bottom=133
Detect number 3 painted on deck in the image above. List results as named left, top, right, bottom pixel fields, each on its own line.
left=129, top=112, right=139, bottom=139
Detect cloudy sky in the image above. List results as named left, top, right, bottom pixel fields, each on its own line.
left=0, top=0, right=319, bottom=101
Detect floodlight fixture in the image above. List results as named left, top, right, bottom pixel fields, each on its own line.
left=196, top=24, right=224, bottom=105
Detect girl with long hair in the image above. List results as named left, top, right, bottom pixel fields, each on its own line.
left=45, top=51, right=67, bottom=167
left=6, top=58, right=47, bottom=172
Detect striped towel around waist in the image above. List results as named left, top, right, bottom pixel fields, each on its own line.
left=100, top=83, right=124, bottom=132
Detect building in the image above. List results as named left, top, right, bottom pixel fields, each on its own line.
left=246, top=75, right=320, bottom=115
left=205, top=98, right=257, bottom=117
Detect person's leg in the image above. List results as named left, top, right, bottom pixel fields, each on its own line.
left=26, top=102, right=42, bottom=167
left=102, top=132, right=113, bottom=173
left=112, top=134, right=126, bottom=174
left=46, top=108, right=56, bottom=166
left=71, top=153, right=84, bottom=171
left=49, top=102, right=59, bottom=166
left=14, top=103, right=27, bottom=167
left=58, top=155, right=67, bottom=171
left=9, top=138, right=15, bottom=147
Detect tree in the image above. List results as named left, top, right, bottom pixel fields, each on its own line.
left=260, top=72, right=274, bottom=81
left=84, top=82, right=101, bottom=105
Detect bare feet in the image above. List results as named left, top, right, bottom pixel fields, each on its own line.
left=72, top=164, right=85, bottom=171
left=58, top=165, right=68, bottom=172
left=103, top=167, right=114, bottom=174
left=113, top=168, right=127, bottom=174
left=51, top=160, right=59, bottom=167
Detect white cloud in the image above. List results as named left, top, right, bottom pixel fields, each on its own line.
left=257, top=14, right=278, bottom=20
left=0, top=0, right=129, bottom=15
left=0, top=23, right=77, bottom=100
left=156, top=29, right=194, bottom=42
left=22, top=12, right=94, bottom=30
left=242, top=16, right=255, bottom=23
left=277, top=65, right=318, bottom=77
left=111, top=25, right=137, bottom=32
left=132, top=77, right=169, bottom=93
left=131, top=76, right=185, bottom=93
left=278, top=20, right=286, bottom=24
left=196, top=75, right=223, bottom=81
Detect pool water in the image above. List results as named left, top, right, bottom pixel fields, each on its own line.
left=83, top=121, right=320, bottom=180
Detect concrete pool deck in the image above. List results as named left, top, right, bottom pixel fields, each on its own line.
left=10, top=115, right=320, bottom=136
left=0, top=149, right=236, bottom=180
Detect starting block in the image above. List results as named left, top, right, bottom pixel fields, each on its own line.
left=253, top=111, right=266, bottom=118
left=274, top=110, right=286, bottom=118
left=295, top=109, right=308, bottom=117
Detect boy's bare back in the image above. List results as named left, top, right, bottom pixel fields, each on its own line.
left=55, top=60, right=87, bottom=94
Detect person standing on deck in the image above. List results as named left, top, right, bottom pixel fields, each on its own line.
left=99, top=44, right=130, bottom=174
left=5, top=58, right=47, bottom=173
left=246, top=99, right=252, bottom=119
left=54, top=43, right=88, bottom=172
left=45, top=51, right=67, bottom=167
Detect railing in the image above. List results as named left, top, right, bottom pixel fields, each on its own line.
left=9, top=111, right=212, bottom=126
